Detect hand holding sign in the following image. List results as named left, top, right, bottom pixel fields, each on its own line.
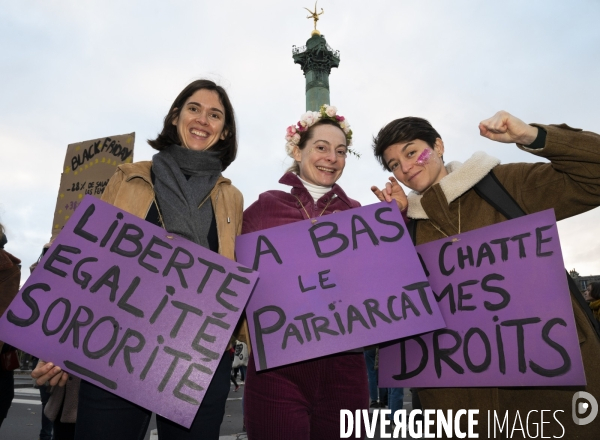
left=31, top=360, right=69, bottom=387
left=0, top=196, right=258, bottom=428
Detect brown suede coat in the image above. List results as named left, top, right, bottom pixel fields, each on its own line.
left=407, top=124, right=600, bottom=438
left=0, top=250, right=21, bottom=352
left=101, top=161, right=251, bottom=350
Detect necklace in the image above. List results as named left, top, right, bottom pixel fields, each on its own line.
left=428, top=198, right=461, bottom=242
left=197, top=186, right=218, bottom=210
left=153, top=197, right=166, bottom=230
left=293, top=194, right=336, bottom=224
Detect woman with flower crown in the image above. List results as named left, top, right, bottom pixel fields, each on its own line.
left=242, top=105, right=368, bottom=439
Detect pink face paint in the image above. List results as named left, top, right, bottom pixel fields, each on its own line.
left=415, top=148, right=432, bottom=166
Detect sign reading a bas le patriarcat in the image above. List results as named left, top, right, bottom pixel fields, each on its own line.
left=235, top=201, right=446, bottom=371
left=0, top=196, right=258, bottom=428
left=379, top=209, right=585, bottom=388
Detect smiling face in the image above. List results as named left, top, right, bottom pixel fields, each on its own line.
left=383, top=138, right=448, bottom=193
left=293, top=123, right=347, bottom=187
left=172, top=89, right=226, bottom=151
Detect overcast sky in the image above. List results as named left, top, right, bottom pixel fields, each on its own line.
left=1, top=0, right=599, bottom=281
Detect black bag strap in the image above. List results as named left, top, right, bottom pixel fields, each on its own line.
left=407, top=218, right=418, bottom=246
left=473, top=172, right=526, bottom=219
left=474, top=171, right=600, bottom=339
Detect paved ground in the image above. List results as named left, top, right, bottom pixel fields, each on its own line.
left=2, top=370, right=247, bottom=440
left=3, top=370, right=415, bottom=439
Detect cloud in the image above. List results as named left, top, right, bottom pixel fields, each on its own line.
left=1, top=0, right=599, bottom=282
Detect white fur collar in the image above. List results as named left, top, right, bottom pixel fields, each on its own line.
left=407, top=151, right=501, bottom=220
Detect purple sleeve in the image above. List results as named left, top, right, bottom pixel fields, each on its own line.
left=242, top=199, right=262, bottom=235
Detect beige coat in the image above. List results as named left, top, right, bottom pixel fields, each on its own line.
left=407, top=124, right=600, bottom=438
left=101, top=161, right=250, bottom=348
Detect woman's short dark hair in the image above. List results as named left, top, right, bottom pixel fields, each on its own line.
left=147, top=79, right=237, bottom=170
left=372, top=117, right=441, bottom=171
left=287, top=119, right=344, bottom=174
left=590, top=282, right=600, bottom=300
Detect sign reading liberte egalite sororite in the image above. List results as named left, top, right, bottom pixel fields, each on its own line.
left=0, top=196, right=258, bottom=428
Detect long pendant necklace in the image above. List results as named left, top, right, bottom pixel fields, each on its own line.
left=293, top=194, right=336, bottom=224
left=428, top=198, right=461, bottom=242
left=153, top=198, right=166, bottom=229
left=197, top=186, right=218, bottom=210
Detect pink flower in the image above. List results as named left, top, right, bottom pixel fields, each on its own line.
left=286, top=125, right=297, bottom=137
left=325, top=106, right=337, bottom=117
left=285, top=106, right=356, bottom=158
left=301, top=111, right=318, bottom=126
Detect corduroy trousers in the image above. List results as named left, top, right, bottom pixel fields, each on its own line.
left=244, top=351, right=368, bottom=440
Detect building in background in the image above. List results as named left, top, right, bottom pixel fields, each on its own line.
left=569, top=269, right=600, bottom=292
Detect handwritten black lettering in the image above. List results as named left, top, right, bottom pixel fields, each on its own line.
left=42, top=298, right=71, bottom=336
left=82, top=316, right=118, bottom=359
left=109, top=328, right=145, bottom=373
left=309, top=222, right=349, bottom=258
left=6, top=283, right=49, bottom=327
left=252, top=235, right=282, bottom=270
left=163, top=247, right=194, bottom=289
left=351, top=215, right=379, bottom=250
left=253, top=306, right=286, bottom=370
left=44, top=245, right=82, bottom=278
left=375, top=207, right=404, bottom=242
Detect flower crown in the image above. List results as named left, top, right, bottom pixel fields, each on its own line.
left=284, top=104, right=360, bottom=158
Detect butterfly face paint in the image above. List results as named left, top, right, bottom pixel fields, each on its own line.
left=415, top=148, right=432, bottom=166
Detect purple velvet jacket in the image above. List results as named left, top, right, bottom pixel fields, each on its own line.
left=242, top=172, right=361, bottom=234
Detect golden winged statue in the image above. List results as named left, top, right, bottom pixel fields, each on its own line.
left=304, top=2, right=324, bottom=33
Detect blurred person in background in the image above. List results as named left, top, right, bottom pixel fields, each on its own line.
left=0, top=222, right=22, bottom=429
left=585, top=282, right=600, bottom=322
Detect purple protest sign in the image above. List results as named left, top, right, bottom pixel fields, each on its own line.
left=0, top=196, right=258, bottom=428
left=235, top=202, right=446, bottom=371
left=379, top=209, right=585, bottom=388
